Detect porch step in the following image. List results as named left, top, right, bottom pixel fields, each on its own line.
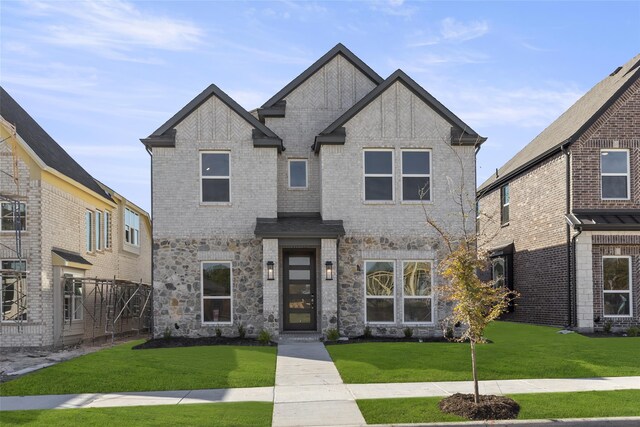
left=278, top=332, right=323, bottom=343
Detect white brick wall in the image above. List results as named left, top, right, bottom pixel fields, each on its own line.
left=262, top=239, right=279, bottom=334
left=575, top=231, right=594, bottom=331
left=320, top=238, right=338, bottom=334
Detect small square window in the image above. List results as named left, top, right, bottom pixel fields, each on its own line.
left=289, top=159, right=308, bottom=189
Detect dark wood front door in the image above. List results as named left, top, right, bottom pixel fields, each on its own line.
left=283, top=250, right=316, bottom=331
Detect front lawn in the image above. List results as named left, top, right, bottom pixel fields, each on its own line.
left=328, top=322, right=640, bottom=383
left=1, top=402, right=272, bottom=427
left=357, top=389, right=640, bottom=424
left=0, top=340, right=276, bottom=396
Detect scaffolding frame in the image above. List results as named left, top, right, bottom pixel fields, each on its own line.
left=62, top=277, right=152, bottom=345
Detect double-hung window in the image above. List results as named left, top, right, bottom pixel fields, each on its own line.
left=1, top=260, right=27, bottom=321
left=365, top=261, right=395, bottom=322
left=201, top=152, right=230, bottom=203
left=95, top=211, right=102, bottom=251
left=85, top=211, right=92, bottom=252
left=125, top=208, right=140, bottom=246
left=364, top=150, right=393, bottom=201
left=1, top=202, right=26, bottom=231
left=402, top=150, right=431, bottom=201
left=603, top=256, right=632, bottom=317
left=202, top=262, right=232, bottom=323
left=289, top=159, right=308, bottom=189
left=500, top=184, right=510, bottom=225
left=104, top=211, right=111, bottom=249
left=403, top=261, right=433, bottom=323
left=601, top=150, right=630, bottom=199
left=63, top=275, right=83, bottom=321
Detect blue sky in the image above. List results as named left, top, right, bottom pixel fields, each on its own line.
left=1, top=0, right=638, bottom=212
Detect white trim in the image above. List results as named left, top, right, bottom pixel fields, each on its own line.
left=124, top=207, right=140, bottom=247
left=62, top=273, right=84, bottom=322
left=288, top=158, right=308, bottom=190
left=0, top=259, right=28, bottom=323
left=95, top=210, right=102, bottom=251
left=200, top=150, right=231, bottom=205
left=104, top=210, right=111, bottom=249
left=501, top=184, right=510, bottom=225
left=364, top=259, right=396, bottom=324
left=400, top=149, right=432, bottom=202
left=85, top=210, right=93, bottom=253
left=602, top=255, right=633, bottom=318
left=200, top=261, right=233, bottom=325
left=0, top=201, right=27, bottom=232
left=601, top=149, right=630, bottom=200
left=363, top=149, right=395, bottom=203
left=401, top=260, right=435, bottom=325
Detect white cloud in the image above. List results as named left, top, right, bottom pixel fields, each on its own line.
left=440, top=17, right=489, bottom=42
left=20, top=0, right=204, bottom=60
left=369, top=0, right=417, bottom=18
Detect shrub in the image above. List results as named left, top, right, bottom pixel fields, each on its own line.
left=258, top=329, right=272, bottom=344
left=363, top=326, right=372, bottom=338
left=627, top=326, right=640, bottom=337
left=603, top=321, right=612, bottom=334
left=237, top=324, right=246, bottom=339
left=326, top=328, right=340, bottom=341
left=215, top=328, right=222, bottom=338
left=163, top=326, right=172, bottom=340
left=444, top=327, right=455, bottom=341
left=403, top=327, right=414, bottom=338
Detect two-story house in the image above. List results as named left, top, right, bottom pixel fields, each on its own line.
left=477, top=54, right=639, bottom=332
left=143, top=44, right=485, bottom=339
left=0, top=87, right=152, bottom=348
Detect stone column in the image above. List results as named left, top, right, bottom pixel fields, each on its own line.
left=262, top=239, right=279, bottom=336
left=320, top=238, right=338, bottom=336
left=575, top=231, right=594, bottom=332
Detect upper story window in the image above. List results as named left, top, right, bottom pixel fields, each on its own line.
left=201, top=152, right=230, bottom=203
left=85, top=211, right=92, bottom=252
left=95, top=211, right=102, bottom=251
left=500, top=184, right=510, bottom=225
left=1, top=259, right=27, bottom=322
left=288, top=159, right=308, bottom=189
left=364, top=150, right=393, bottom=201
left=125, top=208, right=140, bottom=246
left=401, top=150, right=431, bottom=201
left=601, top=150, right=629, bottom=200
left=1, top=202, right=26, bottom=232
left=104, top=211, right=111, bottom=249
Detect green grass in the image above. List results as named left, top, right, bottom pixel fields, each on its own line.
left=0, top=340, right=276, bottom=396
left=327, top=321, right=640, bottom=383
left=357, top=390, right=640, bottom=424
left=1, top=402, right=272, bottom=426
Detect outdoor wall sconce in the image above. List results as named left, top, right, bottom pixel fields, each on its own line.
left=267, top=261, right=275, bottom=280
left=325, top=261, right=333, bottom=281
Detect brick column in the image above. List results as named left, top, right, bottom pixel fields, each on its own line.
left=262, top=239, right=279, bottom=337
left=320, top=238, right=338, bottom=336
left=575, top=231, right=594, bottom=332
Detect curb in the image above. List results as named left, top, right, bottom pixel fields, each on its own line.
left=370, top=416, right=640, bottom=427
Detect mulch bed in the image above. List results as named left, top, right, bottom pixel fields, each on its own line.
left=132, top=337, right=275, bottom=350
left=324, top=336, right=450, bottom=345
left=439, top=393, right=520, bottom=420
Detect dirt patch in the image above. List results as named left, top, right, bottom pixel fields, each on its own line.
left=132, top=337, right=276, bottom=349
left=439, top=393, right=520, bottom=420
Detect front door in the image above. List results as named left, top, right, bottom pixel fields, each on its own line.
left=283, top=250, right=317, bottom=331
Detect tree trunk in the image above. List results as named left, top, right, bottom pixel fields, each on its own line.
left=470, top=339, right=479, bottom=404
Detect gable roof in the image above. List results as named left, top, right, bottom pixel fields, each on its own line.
left=0, top=87, right=112, bottom=201
left=313, top=69, right=486, bottom=153
left=258, top=43, right=384, bottom=115
left=141, top=84, right=283, bottom=151
left=478, top=53, right=640, bottom=194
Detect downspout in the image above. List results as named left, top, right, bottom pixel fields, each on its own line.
left=561, top=141, right=573, bottom=328
left=145, top=146, right=154, bottom=336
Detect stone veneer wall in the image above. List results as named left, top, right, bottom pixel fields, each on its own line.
left=337, top=235, right=452, bottom=337
left=153, top=237, right=264, bottom=338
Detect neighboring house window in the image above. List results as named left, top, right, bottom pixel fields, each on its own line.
left=125, top=208, right=140, bottom=246
left=1, top=260, right=27, bottom=321
left=104, top=211, right=111, bottom=249
left=95, top=211, right=102, bottom=251
left=63, top=275, right=83, bottom=321
left=85, top=211, right=92, bottom=252
left=403, top=261, right=433, bottom=323
left=500, top=184, right=510, bottom=225
left=476, top=200, right=480, bottom=234
left=401, top=150, right=431, bottom=201
left=201, top=151, right=230, bottom=203
left=603, top=256, right=632, bottom=317
left=201, top=262, right=232, bottom=323
left=364, top=150, right=393, bottom=201
left=1, top=202, right=26, bottom=231
left=601, top=150, right=630, bottom=199
left=365, top=261, right=395, bottom=322
left=288, top=159, right=308, bottom=189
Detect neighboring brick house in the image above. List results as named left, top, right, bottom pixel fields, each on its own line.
left=477, top=54, right=640, bottom=332
left=0, top=87, right=152, bottom=348
left=142, top=44, right=485, bottom=339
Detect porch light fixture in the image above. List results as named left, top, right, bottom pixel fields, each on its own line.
left=267, top=261, right=275, bottom=280
left=325, top=261, right=333, bottom=281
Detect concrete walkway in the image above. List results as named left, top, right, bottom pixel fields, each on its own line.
left=272, top=340, right=366, bottom=427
